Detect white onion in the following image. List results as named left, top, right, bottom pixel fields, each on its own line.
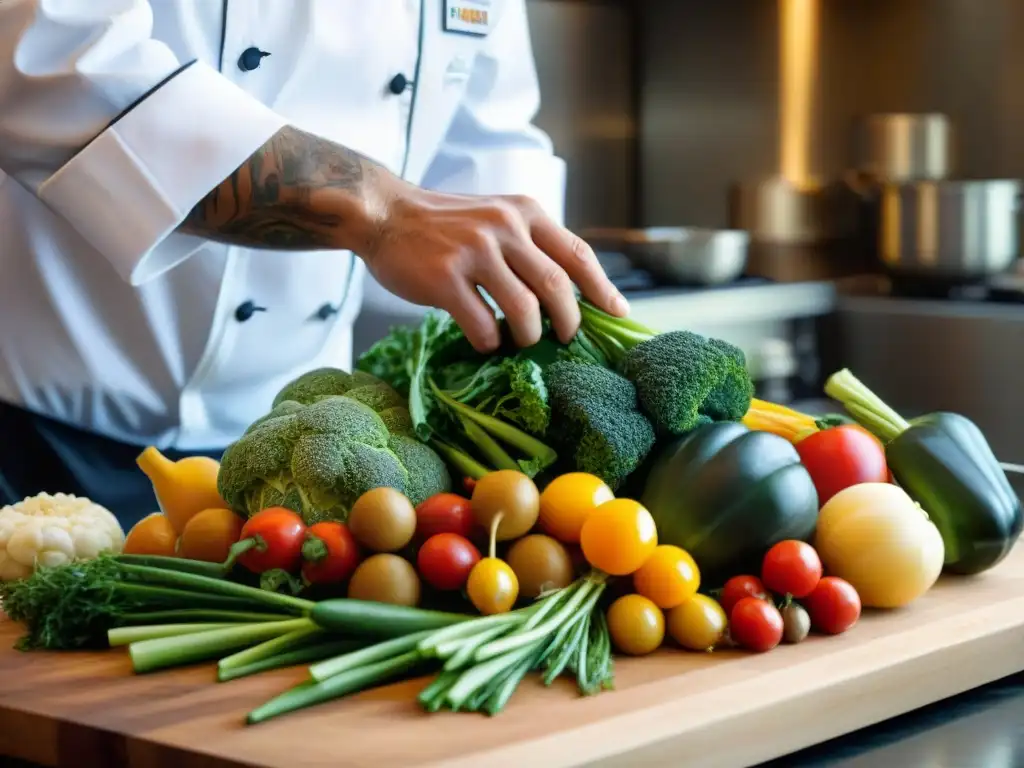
left=814, top=482, right=944, bottom=609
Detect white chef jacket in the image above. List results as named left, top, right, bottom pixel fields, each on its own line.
left=0, top=0, right=566, bottom=451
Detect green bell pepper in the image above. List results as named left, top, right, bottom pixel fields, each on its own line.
left=641, top=422, right=820, bottom=586
left=825, top=369, right=1023, bottom=575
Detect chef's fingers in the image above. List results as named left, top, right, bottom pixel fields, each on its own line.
left=444, top=278, right=502, bottom=352
left=472, top=245, right=543, bottom=348
left=502, top=240, right=580, bottom=344
left=525, top=208, right=629, bottom=318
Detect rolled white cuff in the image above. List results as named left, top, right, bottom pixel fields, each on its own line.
left=37, top=62, right=288, bottom=285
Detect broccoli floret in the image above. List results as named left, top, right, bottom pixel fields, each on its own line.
left=620, top=331, right=753, bottom=434
left=575, top=302, right=754, bottom=436
left=387, top=434, right=452, bottom=507
left=543, top=360, right=656, bottom=491
left=218, top=369, right=451, bottom=523
left=272, top=367, right=381, bottom=407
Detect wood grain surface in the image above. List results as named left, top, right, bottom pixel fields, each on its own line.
left=2, top=546, right=1023, bottom=768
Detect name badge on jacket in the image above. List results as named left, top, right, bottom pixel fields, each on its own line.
left=444, top=0, right=494, bottom=37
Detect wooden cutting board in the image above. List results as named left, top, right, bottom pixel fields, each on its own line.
left=2, top=546, right=1024, bottom=768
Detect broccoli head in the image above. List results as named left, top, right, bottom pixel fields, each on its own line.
left=543, top=360, right=656, bottom=491
left=619, top=331, right=754, bottom=436
left=218, top=368, right=451, bottom=523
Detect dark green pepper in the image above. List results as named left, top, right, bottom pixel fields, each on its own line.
left=641, top=422, right=819, bottom=586
left=825, top=369, right=1023, bottom=576
left=886, top=412, right=1022, bottom=575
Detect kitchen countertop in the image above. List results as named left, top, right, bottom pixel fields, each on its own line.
left=762, top=673, right=1024, bottom=767
left=2, top=544, right=1023, bottom=768
left=4, top=676, right=1022, bottom=768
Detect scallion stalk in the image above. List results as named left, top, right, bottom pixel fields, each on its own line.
left=117, top=610, right=289, bottom=625
left=116, top=563, right=312, bottom=614
left=308, top=629, right=434, bottom=683
left=113, top=582, right=278, bottom=613
left=129, top=618, right=313, bottom=674
left=247, top=651, right=424, bottom=725
left=108, top=623, right=244, bottom=646
left=218, top=640, right=366, bottom=682
left=218, top=626, right=322, bottom=672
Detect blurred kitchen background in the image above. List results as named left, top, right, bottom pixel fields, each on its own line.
left=358, top=0, right=1024, bottom=468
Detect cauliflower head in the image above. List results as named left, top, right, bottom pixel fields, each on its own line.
left=0, top=493, right=126, bottom=582
left=218, top=368, right=451, bottom=523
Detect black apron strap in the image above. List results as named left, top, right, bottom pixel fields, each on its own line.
left=0, top=402, right=224, bottom=531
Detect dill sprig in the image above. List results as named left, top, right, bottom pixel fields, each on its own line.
left=0, top=555, right=309, bottom=652
left=0, top=556, right=140, bottom=650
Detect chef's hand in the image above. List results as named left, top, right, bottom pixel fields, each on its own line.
left=180, top=124, right=627, bottom=351
left=363, top=181, right=629, bottom=352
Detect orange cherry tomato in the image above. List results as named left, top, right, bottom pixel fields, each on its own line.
left=579, top=499, right=657, bottom=576
left=123, top=513, right=179, bottom=557
left=633, top=545, right=701, bottom=609
left=538, top=473, right=614, bottom=544
left=177, top=508, right=243, bottom=563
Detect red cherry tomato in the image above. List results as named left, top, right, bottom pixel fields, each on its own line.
left=730, top=597, right=784, bottom=653
left=301, top=522, right=361, bottom=585
left=761, top=540, right=822, bottom=599
left=803, top=576, right=862, bottom=635
left=417, top=533, right=481, bottom=591
left=235, top=507, right=307, bottom=574
left=719, top=575, right=769, bottom=617
left=415, top=494, right=475, bottom=541
left=796, top=425, right=888, bottom=506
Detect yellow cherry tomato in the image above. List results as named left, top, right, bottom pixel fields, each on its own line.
left=467, top=557, right=519, bottom=615
left=123, top=513, right=178, bottom=557
left=633, top=545, right=701, bottom=610
left=538, top=473, right=614, bottom=544
left=606, top=594, right=665, bottom=656
left=579, top=499, right=657, bottom=575
left=666, top=594, right=728, bottom=652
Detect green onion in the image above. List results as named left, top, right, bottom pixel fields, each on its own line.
left=114, top=554, right=228, bottom=579
left=117, top=563, right=311, bottom=614
left=129, top=618, right=312, bottom=674
left=113, top=583, right=276, bottom=613
left=108, top=623, right=245, bottom=646
left=117, top=610, right=289, bottom=625
left=218, top=640, right=367, bottom=682
left=247, top=651, right=424, bottom=725
left=308, top=629, right=434, bottom=683
left=218, top=626, right=322, bottom=672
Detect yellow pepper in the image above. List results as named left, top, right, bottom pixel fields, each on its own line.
left=742, top=399, right=819, bottom=443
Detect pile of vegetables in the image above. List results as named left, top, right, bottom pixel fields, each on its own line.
left=2, top=294, right=1022, bottom=729
left=356, top=301, right=754, bottom=490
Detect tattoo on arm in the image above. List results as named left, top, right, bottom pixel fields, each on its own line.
left=180, top=125, right=379, bottom=250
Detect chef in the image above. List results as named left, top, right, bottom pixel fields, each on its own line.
left=0, top=0, right=628, bottom=525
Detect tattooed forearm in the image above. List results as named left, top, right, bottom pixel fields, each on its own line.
left=179, top=125, right=385, bottom=251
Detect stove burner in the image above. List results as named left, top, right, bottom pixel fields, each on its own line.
left=888, top=272, right=1024, bottom=304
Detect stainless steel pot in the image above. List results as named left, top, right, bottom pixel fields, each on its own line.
left=877, top=180, right=1022, bottom=279
left=853, top=113, right=953, bottom=182
left=727, top=176, right=866, bottom=281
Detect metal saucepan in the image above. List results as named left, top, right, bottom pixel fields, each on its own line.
left=852, top=113, right=954, bottom=183
left=875, top=179, right=1022, bottom=279
left=582, top=227, right=749, bottom=286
